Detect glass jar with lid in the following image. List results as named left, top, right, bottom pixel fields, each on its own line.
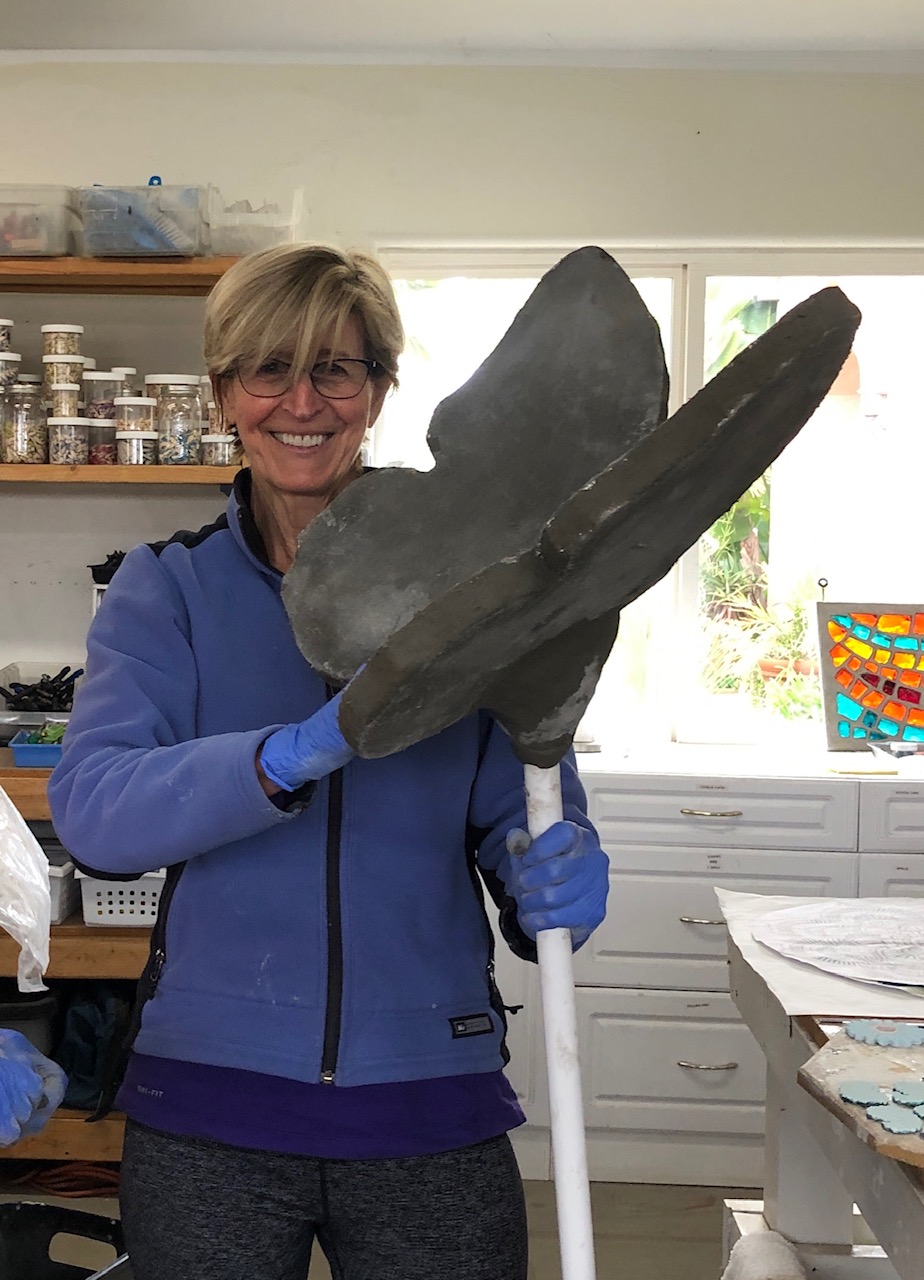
left=156, top=380, right=202, bottom=465
left=114, top=395, right=156, bottom=433
left=111, top=366, right=139, bottom=396
left=48, top=417, right=91, bottom=465
left=82, top=371, right=124, bottom=419
left=1, top=382, right=46, bottom=463
left=41, top=324, right=83, bottom=357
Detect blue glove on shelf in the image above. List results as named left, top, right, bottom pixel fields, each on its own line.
left=502, top=821, right=609, bottom=950
left=259, top=691, right=355, bottom=792
left=0, top=1028, right=67, bottom=1146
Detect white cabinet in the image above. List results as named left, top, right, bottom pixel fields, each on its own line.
left=859, top=778, right=924, bottom=853
left=573, top=844, right=857, bottom=991
left=577, top=988, right=767, bottom=1186
left=505, top=762, right=924, bottom=1186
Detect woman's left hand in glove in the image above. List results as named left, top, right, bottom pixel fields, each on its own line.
left=502, top=820, right=609, bottom=950
left=0, top=1028, right=67, bottom=1146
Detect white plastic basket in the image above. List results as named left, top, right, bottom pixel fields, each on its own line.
left=75, top=869, right=165, bottom=927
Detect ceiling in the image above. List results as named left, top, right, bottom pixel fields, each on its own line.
left=4, top=0, right=924, bottom=69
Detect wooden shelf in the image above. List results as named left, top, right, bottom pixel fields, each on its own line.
left=0, top=913, right=150, bottom=981
left=0, top=750, right=50, bottom=819
left=0, top=464, right=237, bottom=485
left=6, top=1108, right=125, bottom=1162
left=0, top=256, right=239, bottom=296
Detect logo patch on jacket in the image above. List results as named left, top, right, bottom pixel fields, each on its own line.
left=449, top=1012, right=494, bottom=1039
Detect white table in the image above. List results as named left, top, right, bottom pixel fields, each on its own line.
left=723, top=893, right=924, bottom=1280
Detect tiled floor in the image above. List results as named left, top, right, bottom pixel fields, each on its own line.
left=0, top=1181, right=753, bottom=1277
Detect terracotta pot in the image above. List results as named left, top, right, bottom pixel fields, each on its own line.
left=757, top=657, right=818, bottom=682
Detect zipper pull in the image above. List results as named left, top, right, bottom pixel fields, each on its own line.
left=320, top=1070, right=335, bottom=1084
left=149, top=947, right=166, bottom=987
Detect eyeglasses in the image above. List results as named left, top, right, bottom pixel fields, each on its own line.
left=237, top=356, right=381, bottom=400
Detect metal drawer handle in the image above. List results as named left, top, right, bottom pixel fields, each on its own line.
left=677, top=1059, right=739, bottom=1071
left=679, top=808, right=743, bottom=819
left=678, top=916, right=726, bottom=927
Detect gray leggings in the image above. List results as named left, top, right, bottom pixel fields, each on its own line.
left=120, top=1119, right=528, bottom=1280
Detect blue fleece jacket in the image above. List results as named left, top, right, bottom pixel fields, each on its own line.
left=48, top=476, right=594, bottom=1087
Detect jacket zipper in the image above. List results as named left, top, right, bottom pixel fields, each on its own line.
left=320, top=764, right=345, bottom=1082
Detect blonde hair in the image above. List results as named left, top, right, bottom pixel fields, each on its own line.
left=204, top=243, right=404, bottom=436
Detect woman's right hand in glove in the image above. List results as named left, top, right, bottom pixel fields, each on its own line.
left=257, top=691, right=355, bottom=793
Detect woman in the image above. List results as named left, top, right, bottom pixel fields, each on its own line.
left=49, top=244, right=609, bottom=1280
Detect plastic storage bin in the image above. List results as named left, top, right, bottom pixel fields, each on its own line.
left=0, top=983, right=59, bottom=1055
left=0, top=185, right=78, bottom=256
left=76, top=868, right=166, bottom=927
left=8, top=729, right=63, bottom=767
left=78, top=181, right=207, bottom=257
left=207, top=188, right=302, bottom=255
left=47, top=850, right=80, bottom=925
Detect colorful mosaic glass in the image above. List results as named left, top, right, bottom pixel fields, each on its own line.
left=817, top=603, right=924, bottom=749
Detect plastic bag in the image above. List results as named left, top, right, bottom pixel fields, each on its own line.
left=0, top=785, right=50, bottom=992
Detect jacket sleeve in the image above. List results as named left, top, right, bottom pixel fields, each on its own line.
left=48, top=545, right=298, bottom=876
left=467, top=711, right=597, bottom=962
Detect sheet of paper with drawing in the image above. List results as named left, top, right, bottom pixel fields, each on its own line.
left=717, top=890, right=924, bottom=1018
left=751, top=899, right=924, bottom=990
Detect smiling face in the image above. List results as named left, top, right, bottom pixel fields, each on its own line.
left=221, top=314, right=388, bottom=515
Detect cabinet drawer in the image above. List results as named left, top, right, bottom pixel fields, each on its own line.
left=859, top=854, right=924, bottom=897
left=859, top=779, right=924, bottom=853
left=585, top=774, right=858, bottom=852
left=572, top=846, right=858, bottom=989
left=576, top=987, right=765, bottom=1135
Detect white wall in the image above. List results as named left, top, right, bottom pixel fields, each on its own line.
left=1, top=63, right=923, bottom=247
left=2, top=61, right=923, bottom=669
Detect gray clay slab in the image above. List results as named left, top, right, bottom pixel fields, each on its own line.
left=838, top=1080, right=891, bottom=1106
left=284, top=247, right=860, bottom=765
left=866, top=1102, right=924, bottom=1134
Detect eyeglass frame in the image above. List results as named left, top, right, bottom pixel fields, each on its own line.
left=235, top=357, right=383, bottom=401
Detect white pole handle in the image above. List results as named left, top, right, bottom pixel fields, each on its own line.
left=524, top=761, right=597, bottom=1280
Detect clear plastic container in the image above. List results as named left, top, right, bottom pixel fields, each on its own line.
left=0, top=320, right=13, bottom=352
left=42, top=353, right=85, bottom=393
left=200, top=434, right=236, bottom=466
left=82, top=371, right=123, bottom=420
left=206, top=401, right=221, bottom=432
left=77, top=183, right=207, bottom=257
left=114, top=395, right=156, bottom=433
left=48, top=417, right=90, bottom=465
left=88, top=422, right=117, bottom=465
left=0, top=352, right=22, bottom=388
left=50, top=383, right=81, bottom=418
left=116, top=430, right=157, bottom=465
left=1, top=384, right=46, bottom=463
left=0, top=186, right=79, bottom=256
left=157, top=383, right=202, bottom=465
left=40, top=324, right=83, bottom=357
left=111, top=366, right=139, bottom=396
left=207, top=188, right=302, bottom=255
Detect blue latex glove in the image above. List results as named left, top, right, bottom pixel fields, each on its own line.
left=259, top=690, right=355, bottom=792
left=0, top=1029, right=67, bottom=1146
left=502, top=821, right=609, bottom=950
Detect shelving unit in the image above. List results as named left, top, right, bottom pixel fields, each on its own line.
left=0, top=755, right=147, bottom=1160
left=0, top=257, right=230, bottom=1163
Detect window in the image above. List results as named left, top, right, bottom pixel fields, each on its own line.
left=377, top=247, right=924, bottom=750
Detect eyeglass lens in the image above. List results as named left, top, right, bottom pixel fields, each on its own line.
left=240, top=358, right=373, bottom=400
